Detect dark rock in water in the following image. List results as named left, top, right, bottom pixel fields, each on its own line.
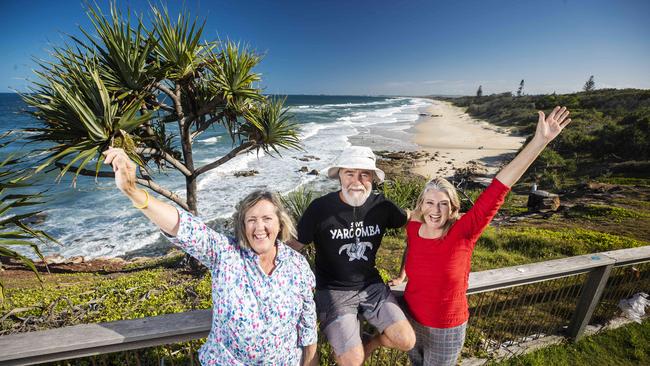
left=308, top=169, right=319, bottom=175
left=527, top=190, right=561, bottom=212
left=22, top=212, right=48, bottom=225
left=298, top=166, right=309, bottom=173
left=383, top=152, right=407, bottom=160
left=298, top=154, right=321, bottom=162
left=378, top=150, right=432, bottom=162
left=234, top=170, right=259, bottom=177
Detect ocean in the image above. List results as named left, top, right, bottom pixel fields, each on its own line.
left=0, top=93, right=432, bottom=259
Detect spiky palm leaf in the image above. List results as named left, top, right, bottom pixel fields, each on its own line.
left=200, top=41, right=264, bottom=140
left=242, top=98, right=301, bottom=155
left=208, top=41, right=263, bottom=111
left=74, top=3, right=160, bottom=94
left=151, top=6, right=213, bottom=81
left=281, top=186, right=316, bottom=223
left=21, top=57, right=151, bottom=181
left=0, top=137, right=56, bottom=300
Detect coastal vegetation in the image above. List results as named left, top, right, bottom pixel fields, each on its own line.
left=584, top=75, right=596, bottom=92
left=19, top=4, right=300, bottom=215
left=0, top=60, right=650, bottom=365
left=0, top=134, right=56, bottom=300
left=445, top=88, right=650, bottom=190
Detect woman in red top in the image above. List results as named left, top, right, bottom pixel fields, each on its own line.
left=389, top=106, right=572, bottom=365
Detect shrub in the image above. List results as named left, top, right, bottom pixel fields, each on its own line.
left=281, top=186, right=316, bottom=223
left=527, top=149, right=573, bottom=189
left=378, top=177, right=426, bottom=210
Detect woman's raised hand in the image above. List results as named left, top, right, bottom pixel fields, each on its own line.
left=534, top=106, right=572, bottom=143
left=102, top=147, right=179, bottom=234
left=495, top=106, right=572, bottom=187
left=102, top=147, right=138, bottom=194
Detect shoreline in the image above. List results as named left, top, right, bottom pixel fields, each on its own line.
left=11, top=98, right=526, bottom=265
left=409, top=99, right=525, bottom=179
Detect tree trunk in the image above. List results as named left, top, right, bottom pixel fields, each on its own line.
left=179, top=107, right=203, bottom=272
left=179, top=118, right=198, bottom=215
left=186, top=174, right=198, bottom=215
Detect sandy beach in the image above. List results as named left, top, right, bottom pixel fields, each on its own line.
left=410, top=100, right=525, bottom=179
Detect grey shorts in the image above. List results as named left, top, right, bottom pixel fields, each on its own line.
left=314, top=282, right=407, bottom=356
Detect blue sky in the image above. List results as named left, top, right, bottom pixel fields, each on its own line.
left=1, top=0, right=648, bottom=95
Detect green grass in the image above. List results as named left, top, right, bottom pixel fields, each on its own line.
left=564, top=204, right=647, bottom=222
left=0, top=268, right=211, bottom=333
left=613, top=197, right=650, bottom=210
left=1, top=268, right=212, bottom=364
left=493, top=319, right=650, bottom=366
left=596, top=177, right=650, bottom=187
left=478, top=226, right=646, bottom=260
left=472, top=246, right=533, bottom=271
left=472, top=225, right=648, bottom=273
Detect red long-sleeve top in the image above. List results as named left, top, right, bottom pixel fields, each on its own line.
left=403, top=178, right=510, bottom=328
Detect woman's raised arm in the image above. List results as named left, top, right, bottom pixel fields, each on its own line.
left=495, top=106, right=571, bottom=187
left=103, top=147, right=180, bottom=236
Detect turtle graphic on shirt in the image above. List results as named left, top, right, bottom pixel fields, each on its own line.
left=338, top=239, right=373, bottom=261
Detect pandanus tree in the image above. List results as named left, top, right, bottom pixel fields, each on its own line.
left=20, top=4, right=300, bottom=215
left=0, top=134, right=56, bottom=299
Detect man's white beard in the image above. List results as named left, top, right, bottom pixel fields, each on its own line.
left=341, top=187, right=371, bottom=207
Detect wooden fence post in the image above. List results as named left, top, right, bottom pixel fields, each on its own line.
left=567, top=263, right=614, bottom=341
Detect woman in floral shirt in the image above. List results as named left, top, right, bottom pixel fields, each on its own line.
left=103, top=148, right=318, bottom=366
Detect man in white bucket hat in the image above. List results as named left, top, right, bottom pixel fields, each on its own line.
left=290, top=146, right=415, bottom=366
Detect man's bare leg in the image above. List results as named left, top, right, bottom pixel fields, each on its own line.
left=363, top=319, right=415, bottom=360
left=335, top=344, right=365, bottom=366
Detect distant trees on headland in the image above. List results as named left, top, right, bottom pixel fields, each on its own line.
left=584, top=75, right=596, bottom=92
left=447, top=88, right=650, bottom=189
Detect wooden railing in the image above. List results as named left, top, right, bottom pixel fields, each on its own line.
left=1, top=246, right=649, bottom=365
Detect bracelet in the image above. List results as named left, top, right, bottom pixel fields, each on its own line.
left=133, top=189, right=150, bottom=209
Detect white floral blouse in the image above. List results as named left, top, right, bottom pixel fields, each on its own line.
left=164, top=209, right=317, bottom=365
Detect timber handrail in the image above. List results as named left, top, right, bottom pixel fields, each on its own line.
left=0, top=310, right=211, bottom=365
left=1, top=245, right=649, bottom=365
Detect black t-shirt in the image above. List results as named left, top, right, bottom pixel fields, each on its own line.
left=297, top=191, right=407, bottom=290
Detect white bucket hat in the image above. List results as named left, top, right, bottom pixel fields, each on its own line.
left=327, top=146, right=385, bottom=183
